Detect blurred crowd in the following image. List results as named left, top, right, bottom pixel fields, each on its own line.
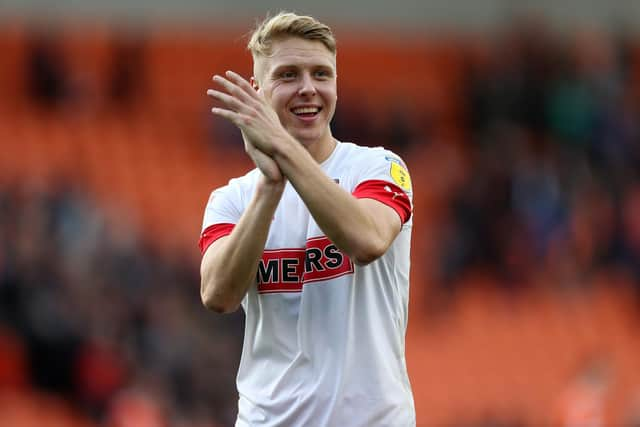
left=433, top=18, right=640, bottom=306
left=2, top=15, right=640, bottom=427
left=0, top=179, right=243, bottom=426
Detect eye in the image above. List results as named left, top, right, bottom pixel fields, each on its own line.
left=280, top=70, right=296, bottom=80
left=314, top=69, right=331, bottom=79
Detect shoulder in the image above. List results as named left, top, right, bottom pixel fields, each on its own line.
left=340, top=142, right=410, bottom=179
left=345, top=144, right=412, bottom=194
left=215, top=168, right=261, bottom=194
left=206, top=168, right=261, bottom=211
left=339, top=142, right=407, bottom=168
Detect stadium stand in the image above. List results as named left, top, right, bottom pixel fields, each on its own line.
left=0, top=20, right=639, bottom=427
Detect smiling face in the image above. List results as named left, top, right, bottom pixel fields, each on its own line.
left=253, top=37, right=337, bottom=157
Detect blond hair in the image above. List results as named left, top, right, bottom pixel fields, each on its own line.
left=247, top=11, right=336, bottom=58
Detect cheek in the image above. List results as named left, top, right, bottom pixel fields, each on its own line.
left=320, top=82, right=337, bottom=100
left=270, top=88, right=294, bottom=111
left=321, top=88, right=338, bottom=110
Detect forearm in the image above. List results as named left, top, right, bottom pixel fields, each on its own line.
left=273, top=139, right=393, bottom=264
left=200, top=183, right=283, bottom=312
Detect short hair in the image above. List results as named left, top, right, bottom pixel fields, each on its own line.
left=247, top=12, right=336, bottom=58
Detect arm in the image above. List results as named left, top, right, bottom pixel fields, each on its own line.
left=201, top=76, right=286, bottom=313
left=273, top=140, right=402, bottom=264
left=200, top=173, right=284, bottom=313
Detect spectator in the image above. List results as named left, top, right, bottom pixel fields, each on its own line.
left=26, top=31, right=70, bottom=109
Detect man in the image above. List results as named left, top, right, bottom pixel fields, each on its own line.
left=199, top=12, right=415, bottom=427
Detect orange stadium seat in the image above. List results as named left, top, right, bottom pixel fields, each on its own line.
left=0, top=389, right=97, bottom=427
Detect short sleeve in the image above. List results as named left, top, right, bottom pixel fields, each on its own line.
left=351, top=149, right=413, bottom=224
left=199, top=179, right=244, bottom=255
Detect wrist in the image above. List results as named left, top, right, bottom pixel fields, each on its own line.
left=270, top=132, right=297, bottom=159
left=256, top=175, right=286, bottom=198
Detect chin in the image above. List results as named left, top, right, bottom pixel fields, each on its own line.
left=299, top=135, right=325, bottom=149
left=291, top=129, right=324, bottom=146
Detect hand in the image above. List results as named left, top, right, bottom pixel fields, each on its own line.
left=207, top=71, right=289, bottom=156
left=242, top=130, right=284, bottom=184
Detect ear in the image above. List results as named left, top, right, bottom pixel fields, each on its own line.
left=250, top=77, right=259, bottom=91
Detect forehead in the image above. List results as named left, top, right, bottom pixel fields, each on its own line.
left=257, top=37, right=336, bottom=74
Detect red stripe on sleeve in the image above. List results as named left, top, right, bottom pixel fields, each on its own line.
left=352, top=180, right=412, bottom=224
left=198, top=223, right=235, bottom=255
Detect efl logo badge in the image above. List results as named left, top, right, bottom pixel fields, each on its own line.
left=390, top=162, right=412, bottom=191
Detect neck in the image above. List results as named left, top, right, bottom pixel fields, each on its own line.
left=304, top=129, right=336, bottom=163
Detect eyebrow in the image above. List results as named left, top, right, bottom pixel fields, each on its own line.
left=271, top=64, right=298, bottom=74
left=270, top=63, right=335, bottom=76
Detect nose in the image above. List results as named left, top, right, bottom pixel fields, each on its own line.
left=297, top=72, right=316, bottom=97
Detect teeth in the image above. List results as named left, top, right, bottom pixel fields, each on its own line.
left=292, top=107, right=320, bottom=114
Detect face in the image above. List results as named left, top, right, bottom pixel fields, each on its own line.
left=253, top=37, right=337, bottom=150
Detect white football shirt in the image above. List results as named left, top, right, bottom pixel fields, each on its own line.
left=200, top=141, right=415, bottom=427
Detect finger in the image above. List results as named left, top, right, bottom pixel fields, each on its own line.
left=225, top=70, right=260, bottom=98
left=211, top=107, right=243, bottom=125
left=212, top=74, right=257, bottom=105
left=207, top=88, right=246, bottom=112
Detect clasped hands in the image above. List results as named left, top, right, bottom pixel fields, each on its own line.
left=207, top=71, right=288, bottom=185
